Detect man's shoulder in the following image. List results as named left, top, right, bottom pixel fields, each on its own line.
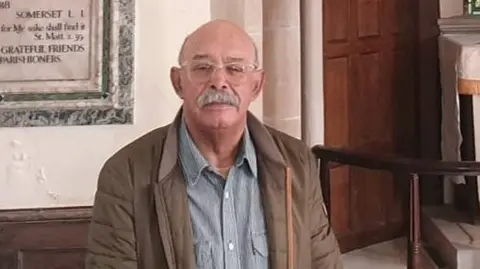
left=104, top=124, right=171, bottom=166
left=263, top=125, right=312, bottom=163
left=265, top=125, right=305, bottom=147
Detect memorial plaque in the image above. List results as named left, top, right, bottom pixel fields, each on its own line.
left=0, top=0, right=92, bottom=82
left=0, top=0, right=135, bottom=127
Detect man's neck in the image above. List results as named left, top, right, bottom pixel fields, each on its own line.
left=184, top=118, right=246, bottom=169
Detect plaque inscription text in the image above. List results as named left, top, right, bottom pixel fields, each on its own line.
left=0, top=0, right=92, bottom=82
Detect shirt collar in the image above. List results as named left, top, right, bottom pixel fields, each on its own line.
left=178, top=119, right=258, bottom=186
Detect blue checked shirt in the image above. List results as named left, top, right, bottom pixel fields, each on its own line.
left=178, top=120, right=269, bottom=269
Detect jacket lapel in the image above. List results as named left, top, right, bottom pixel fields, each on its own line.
left=154, top=168, right=195, bottom=269
left=153, top=109, right=195, bottom=269
left=247, top=112, right=293, bottom=269
left=258, top=154, right=288, bottom=269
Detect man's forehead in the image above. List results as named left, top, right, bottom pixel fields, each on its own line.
left=184, top=37, right=255, bottom=62
left=180, top=20, right=256, bottom=64
left=190, top=53, right=250, bottom=63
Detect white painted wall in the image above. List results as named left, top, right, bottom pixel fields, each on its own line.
left=0, top=0, right=212, bottom=209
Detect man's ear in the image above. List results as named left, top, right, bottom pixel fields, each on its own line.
left=252, top=71, right=265, bottom=101
left=170, top=67, right=184, bottom=99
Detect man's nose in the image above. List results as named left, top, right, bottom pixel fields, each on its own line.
left=209, top=67, right=229, bottom=89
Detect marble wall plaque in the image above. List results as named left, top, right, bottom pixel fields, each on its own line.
left=0, top=0, right=135, bottom=127
left=0, top=0, right=92, bottom=82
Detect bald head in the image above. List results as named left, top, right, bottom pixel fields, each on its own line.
left=178, top=19, right=258, bottom=66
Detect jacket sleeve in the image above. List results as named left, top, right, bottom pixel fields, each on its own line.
left=85, top=158, right=137, bottom=269
left=308, top=152, right=344, bottom=269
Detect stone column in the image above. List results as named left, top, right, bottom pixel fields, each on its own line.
left=262, top=0, right=302, bottom=138
left=243, top=0, right=263, bottom=120
left=209, top=0, right=263, bottom=119
left=300, top=0, right=324, bottom=146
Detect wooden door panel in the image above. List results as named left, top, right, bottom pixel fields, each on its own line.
left=323, top=0, right=349, bottom=42
left=324, top=0, right=417, bottom=251
left=324, top=57, right=349, bottom=148
left=350, top=52, right=393, bottom=149
left=357, top=0, right=381, bottom=38
left=353, top=169, right=390, bottom=229
left=330, top=167, right=351, bottom=235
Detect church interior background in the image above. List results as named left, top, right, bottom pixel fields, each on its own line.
left=0, top=0, right=480, bottom=268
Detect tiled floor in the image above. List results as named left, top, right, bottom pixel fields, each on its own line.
left=342, top=238, right=407, bottom=269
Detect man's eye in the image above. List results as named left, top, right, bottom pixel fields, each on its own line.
left=194, top=64, right=211, bottom=70
left=227, top=65, right=244, bottom=72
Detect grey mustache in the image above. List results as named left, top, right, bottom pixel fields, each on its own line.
left=197, top=88, right=240, bottom=109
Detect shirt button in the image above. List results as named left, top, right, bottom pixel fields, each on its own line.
left=228, top=242, right=235, bottom=250
left=224, top=192, right=230, bottom=199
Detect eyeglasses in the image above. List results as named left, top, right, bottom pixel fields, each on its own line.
left=181, top=61, right=259, bottom=85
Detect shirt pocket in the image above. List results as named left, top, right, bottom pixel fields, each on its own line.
left=252, top=232, right=268, bottom=269
left=194, top=241, right=213, bottom=269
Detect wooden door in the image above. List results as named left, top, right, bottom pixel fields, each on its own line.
left=323, top=0, right=418, bottom=252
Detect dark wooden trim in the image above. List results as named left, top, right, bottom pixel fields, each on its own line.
left=415, top=0, right=443, bottom=206
left=312, top=146, right=480, bottom=176
left=0, top=206, right=92, bottom=223
left=0, top=207, right=91, bottom=269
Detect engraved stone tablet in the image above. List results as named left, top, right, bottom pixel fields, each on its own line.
left=0, top=0, right=135, bottom=127
left=0, top=0, right=92, bottom=82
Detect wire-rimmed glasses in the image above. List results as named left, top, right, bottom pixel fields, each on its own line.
left=181, top=60, right=259, bottom=85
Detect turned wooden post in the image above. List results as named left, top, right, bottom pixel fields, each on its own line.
left=408, top=173, right=421, bottom=269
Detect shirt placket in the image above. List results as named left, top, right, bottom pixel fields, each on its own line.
left=222, top=169, right=240, bottom=269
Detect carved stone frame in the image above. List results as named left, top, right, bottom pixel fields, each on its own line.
left=0, top=0, right=135, bottom=127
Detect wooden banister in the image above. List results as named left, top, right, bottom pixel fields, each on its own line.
left=312, top=144, right=480, bottom=269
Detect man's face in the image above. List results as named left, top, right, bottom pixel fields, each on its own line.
left=171, top=30, right=264, bottom=130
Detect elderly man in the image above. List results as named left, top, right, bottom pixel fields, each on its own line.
left=86, top=20, right=343, bottom=269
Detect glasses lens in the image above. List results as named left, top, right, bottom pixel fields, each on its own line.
left=188, top=62, right=213, bottom=83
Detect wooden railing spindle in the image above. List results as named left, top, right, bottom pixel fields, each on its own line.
left=408, top=173, right=421, bottom=269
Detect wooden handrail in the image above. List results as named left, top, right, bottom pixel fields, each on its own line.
left=311, top=145, right=480, bottom=269
left=312, top=145, right=480, bottom=176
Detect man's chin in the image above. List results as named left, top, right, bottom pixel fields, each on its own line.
left=198, top=108, right=245, bottom=129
